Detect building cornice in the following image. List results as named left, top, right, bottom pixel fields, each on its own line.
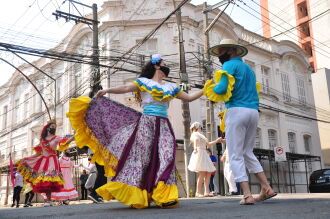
left=100, top=16, right=199, bottom=30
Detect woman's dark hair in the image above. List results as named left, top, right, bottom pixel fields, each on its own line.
left=140, top=61, right=157, bottom=79
left=41, top=122, right=55, bottom=140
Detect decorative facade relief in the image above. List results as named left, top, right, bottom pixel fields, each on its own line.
left=241, top=31, right=272, bottom=52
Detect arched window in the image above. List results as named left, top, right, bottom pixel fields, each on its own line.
left=288, top=132, right=296, bottom=153
left=268, top=129, right=277, bottom=150
left=303, top=135, right=311, bottom=153
left=255, top=128, right=262, bottom=148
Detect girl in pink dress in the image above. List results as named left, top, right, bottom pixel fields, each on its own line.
left=46, top=150, right=79, bottom=204
left=17, top=121, right=73, bottom=207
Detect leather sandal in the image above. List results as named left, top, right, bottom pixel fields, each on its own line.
left=239, top=195, right=254, bottom=205
left=204, top=193, right=214, bottom=197
left=255, top=188, right=277, bottom=202
left=195, top=193, right=204, bottom=198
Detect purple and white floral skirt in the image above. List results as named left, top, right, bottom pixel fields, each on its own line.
left=82, top=97, right=178, bottom=207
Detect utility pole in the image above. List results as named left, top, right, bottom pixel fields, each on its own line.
left=53, top=1, right=101, bottom=98
left=202, top=2, right=215, bottom=146
left=90, top=3, right=102, bottom=97
left=203, top=0, right=231, bottom=140
left=172, top=0, right=191, bottom=198
left=202, top=0, right=231, bottom=196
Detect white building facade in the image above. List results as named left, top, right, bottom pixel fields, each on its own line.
left=0, top=0, right=322, bottom=204
left=260, top=0, right=330, bottom=168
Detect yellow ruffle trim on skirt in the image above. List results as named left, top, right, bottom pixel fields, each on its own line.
left=203, top=70, right=235, bottom=102
left=151, top=181, right=178, bottom=207
left=16, top=161, right=64, bottom=186
left=66, top=96, right=118, bottom=177
left=96, top=181, right=178, bottom=209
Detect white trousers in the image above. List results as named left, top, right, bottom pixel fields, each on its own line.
left=85, top=172, right=97, bottom=189
left=224, top=162, right=237, bottom=193
left=225, top=107, right=263, bottom=182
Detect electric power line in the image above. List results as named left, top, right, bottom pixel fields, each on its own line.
left=234, top=0, right=330, bottom=60
left=250, top=0, right=330, bottom=51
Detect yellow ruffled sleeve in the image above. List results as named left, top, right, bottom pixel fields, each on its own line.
left=203, top=70, right=235, bottom=102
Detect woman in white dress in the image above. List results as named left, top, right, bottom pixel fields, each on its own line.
left=188, top=122, right=222, bottom=197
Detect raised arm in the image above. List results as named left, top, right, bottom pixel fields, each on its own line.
left=96, top=83, right=139, bottom=97
left=176, top=90, right=203, bottom=102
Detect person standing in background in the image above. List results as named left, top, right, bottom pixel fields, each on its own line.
left=80, top=170, right=88, bottom=200
left=221, top=148, right=239, bottom=195
left=11, top=169, right=23, bottom=208
left=188, top=122, right=222, bottom=197
left=207, top=148, right=217, bottom=195
left=23, top=182, right=34, bottom=207
left=49, top=150, right=79, bottom=204
left=81, top=154, right=98, bottom=203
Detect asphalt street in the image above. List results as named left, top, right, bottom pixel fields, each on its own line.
left=0, top=193, right=329, bottom=219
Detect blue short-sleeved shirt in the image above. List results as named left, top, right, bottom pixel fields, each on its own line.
left=215, top=56, right=259, bottom=110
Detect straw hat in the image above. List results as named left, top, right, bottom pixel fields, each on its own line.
left=209, top=39, right=248, bottom=57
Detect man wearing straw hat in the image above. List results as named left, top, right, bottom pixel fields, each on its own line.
left=206, top=39, right=277, bottom=205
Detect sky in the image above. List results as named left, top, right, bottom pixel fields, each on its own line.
left=0, top=0, right=261, bottom=86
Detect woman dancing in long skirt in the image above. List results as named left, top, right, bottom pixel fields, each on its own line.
left=67, top=54, right=203, bottom=209
left=16, top=121, right=73, bottom=207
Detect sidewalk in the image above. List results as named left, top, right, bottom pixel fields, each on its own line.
left=0, top=199, right=99, bottom=209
